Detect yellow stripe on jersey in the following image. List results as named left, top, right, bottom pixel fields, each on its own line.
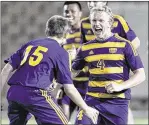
left=89, top=80, right=124, bottom=87
left=82, top=42, right=126, bottom=51
left=115, top=34, right=138, bottom=56
left=73, top=77, right=89, bottom=81
left=85, top=54, right=124, bottom=62
left=66, top=32, right=81, bottom=39
left=89, top=67, right=123, bottom=74
left=81, top=17, right=89, bottom=22
left=114, top=15, right=129, bottom=33
left=63, top=43, right=81, bottom=50
left=82, top=23, right=91, bottom=29
left=82, top=66, right=89, bottom=73
left=85, top=35, right=96, bottom=41
left=40, top=90, right=68, bottom=124
left=87, top=92, right=125, bottom=98
left=112, top=21, right=118, bottom=27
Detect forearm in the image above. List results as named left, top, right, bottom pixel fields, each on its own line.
left=1, top=64, right=13, bottom=93
left=64, top=84, right=88, bottom=111
left=122, top=68, right=145, bottom=90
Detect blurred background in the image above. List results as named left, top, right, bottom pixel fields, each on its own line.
left=1, top=1, right=148, bottom=124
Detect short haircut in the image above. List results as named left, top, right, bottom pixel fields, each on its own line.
left=45, top=15, right=69, bottom=38
left=63, top=1, right=82, bottom=11
left=90, top=6, right=114, bottom=26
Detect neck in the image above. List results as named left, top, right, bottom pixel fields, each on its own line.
left=96, top=32, right=113, bottom=41
left=48, top=36, right=64, bottom=46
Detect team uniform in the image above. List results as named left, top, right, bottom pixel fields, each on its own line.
left=5, top=38, right=72, bottom=125
left=61, top=28, right=88, bottom=111
left=73, top=34, right=143, bottom=124
left=81, top=15, right=137, bottom=42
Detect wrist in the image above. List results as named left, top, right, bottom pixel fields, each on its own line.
left=82, top=104, right=89, bottom=112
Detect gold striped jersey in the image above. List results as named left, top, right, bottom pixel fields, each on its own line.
left=72, top=34, right=143, bottom=99
left=81, top=15, right=137, bottom=43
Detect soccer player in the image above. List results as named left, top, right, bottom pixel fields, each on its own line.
left=81, top=1, right=140, bottom=49
left=81, top=1, right=140, bottom=124
left=73, top=6, right=145, bottom=125
left=61, top=1, right=89, bottom=121
left=1, top=15, right=99, bottom=125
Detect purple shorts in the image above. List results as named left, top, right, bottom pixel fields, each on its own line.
left=7, top=85, right=68, bottom=125
left=76, top=95, right=129, bottom=125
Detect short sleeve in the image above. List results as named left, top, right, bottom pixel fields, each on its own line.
left=72, top=47, right=86, bottom=70
left=56, top=51, right=73, bottom=85
left=124, top=41, right=143, bottom=71
left=4, top=45, right=25, bottom=70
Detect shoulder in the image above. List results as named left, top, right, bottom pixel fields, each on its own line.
left=81, top=40, right=95, bottom=51
left=114, top=14, right=129, bottom=32
left=114, top=34, right=133, bottom=48
left=114, top=34, right=130, bottom=42
left=114, top=14, right=126, bottom=21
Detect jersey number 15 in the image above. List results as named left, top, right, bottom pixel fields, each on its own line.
left=20, top=45, right=48, bottom=66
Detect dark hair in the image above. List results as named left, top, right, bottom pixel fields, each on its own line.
left=63, top=1, right=82, bottom=11
left=45, top=15, right=69, bottom=38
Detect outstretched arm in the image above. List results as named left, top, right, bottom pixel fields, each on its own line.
left=1, top=63, right=13, bottom=93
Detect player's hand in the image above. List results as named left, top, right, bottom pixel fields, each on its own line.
left=48, top=82, right=57, bottom=92
left=84, top=106, right=99, bottom=124
left=67, top=44, right=77, bottom=60
left=105, top=83, right=124, bottom=93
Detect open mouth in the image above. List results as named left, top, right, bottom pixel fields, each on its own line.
left=95, top=28, right=103, bottom=32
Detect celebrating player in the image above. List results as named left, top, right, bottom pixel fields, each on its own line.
left=81, top=1, right=141, bottom=124
left=73, top=6, right=145, bottom=125
left=1, top=15, right=99, bottom=125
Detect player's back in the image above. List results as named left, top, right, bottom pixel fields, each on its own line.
left=7, top=38, right=68, bottom=90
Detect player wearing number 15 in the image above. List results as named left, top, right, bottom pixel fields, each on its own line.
left=73, top=6, right=145, bottom=125
left=1, top=15, right=99, bottom=125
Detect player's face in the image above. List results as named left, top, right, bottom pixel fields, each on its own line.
left=87, top=1, right=107, bottom=10
left=63, top=4, right=82, bottom=26
left=90, top=11, right=112, bottom=39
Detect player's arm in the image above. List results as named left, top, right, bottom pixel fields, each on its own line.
left=72, top=46, right=86, bottom=71
left=105, top=41, right=145, bottom=93
left=120, top=68, right=145, bottom=90
left=1, top=63, right=13, bottom=93
left=116, top=15, right=140, bottom=49
left=1, top=45, right=25, bottom=94
left=121, top=41, right=145, bottom=89
left=56, top=51, right=99, bottom=124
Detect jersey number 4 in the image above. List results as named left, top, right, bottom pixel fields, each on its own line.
left=97, top=59, right=105, bottom=70
left=20, top=45, right=48, bottom=66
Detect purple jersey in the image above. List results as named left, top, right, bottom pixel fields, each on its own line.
left=5, top=38, right=73, bottom=90
left=72, top=34, right=143, bottom=99
left=81, top=15, right=137, bottom=43
left=63, top=28, right=83, bottom=50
